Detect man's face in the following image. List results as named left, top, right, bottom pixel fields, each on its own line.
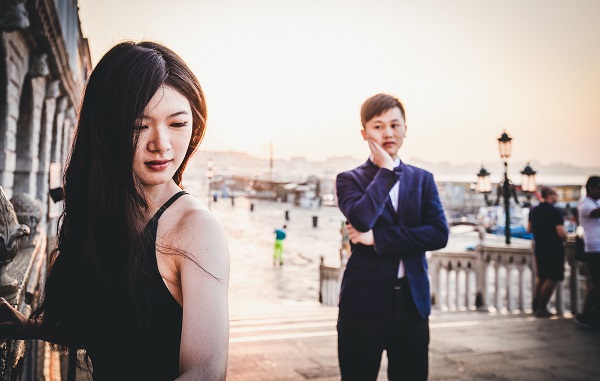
left=546, top=192, right=558, bottom=204
left=361, top=107, right=406, bottom=159
left=589, top=184, right=600, bottom=200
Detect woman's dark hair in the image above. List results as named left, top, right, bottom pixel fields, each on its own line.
left=31, top=41, right=206, bottom=353
left=360, top=93, right=406, bottom=128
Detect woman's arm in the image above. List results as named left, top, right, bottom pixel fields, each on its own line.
left=0, top=298, right=43, bottom=340
left=174, top=208, right=230, bottom=381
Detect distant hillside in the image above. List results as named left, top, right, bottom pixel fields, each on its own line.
left=187, top=150, right=600, bottom=185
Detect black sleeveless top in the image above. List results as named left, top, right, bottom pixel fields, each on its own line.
left=86, top=191, right=187, bottom=381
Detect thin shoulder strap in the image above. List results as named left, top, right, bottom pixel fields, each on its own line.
left=151, top=190, right=188, bottom=224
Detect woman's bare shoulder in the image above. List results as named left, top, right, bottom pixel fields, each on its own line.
left=174, top=194, right=223, bottom=229
left=160, top=194, right=229, bottom=276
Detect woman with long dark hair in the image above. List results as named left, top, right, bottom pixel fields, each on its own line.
left=0, top=41, right=230, bottom=380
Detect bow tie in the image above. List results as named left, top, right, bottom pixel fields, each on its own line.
left=393, top=165, right=402, bottom=174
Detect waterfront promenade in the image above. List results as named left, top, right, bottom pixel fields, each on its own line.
left=228, top=304, right=600, bottom=380
left=193, top=193, right=600, bottom=380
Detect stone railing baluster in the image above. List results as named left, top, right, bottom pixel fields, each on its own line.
left=318, top=235, right=589, bottom=319
left=494, top=258, right=501, bottom=311
left=518, top=264, right=526, bottom=311
left=507, top=262, right=515, bottom=312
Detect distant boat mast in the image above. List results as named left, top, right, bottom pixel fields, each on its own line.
left=269, top=140, right=273, bottom=180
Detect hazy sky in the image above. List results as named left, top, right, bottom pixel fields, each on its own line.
left=78, top=0, right=600, bottom=168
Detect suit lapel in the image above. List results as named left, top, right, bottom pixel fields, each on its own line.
left=395, top=162, right=407, bottom=223
left=386, top=191, right=396, bottom=217
left=362, top=158, right=401, bottom=220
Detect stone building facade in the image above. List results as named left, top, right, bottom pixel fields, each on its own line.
left=0, top=0, right=91, bottom=380
left=1, top=0, right=90, bottom=234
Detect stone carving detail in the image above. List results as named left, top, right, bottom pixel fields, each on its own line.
left=46, top=80, right=61, bottom=99
left=0, top=187, right=30, bottom=297
left=65, top=107, right=76, bottom=120
left=30, top=53, right=50, bottom=77
left=10, top=193, right=42, bottom=244
left=0, top=0, right=30, bottom=32
left=57, top=97, right=68, bottom=113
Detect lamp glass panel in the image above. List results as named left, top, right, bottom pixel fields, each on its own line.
left=477, top=175, right=492, bottom=193
left=498, top=140, right=512, bottom=159
left=521, top=174, right=537, bottom=192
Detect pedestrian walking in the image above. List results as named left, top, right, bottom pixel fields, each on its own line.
left=527, top=186, right=567, bottom=317
left=575, top=175, right=600, bottom=330
left=0, top=41, right=230, bottom=380
left=335, top=93, right=449, bottom=380
left=273, top=225, right=287, bottom=266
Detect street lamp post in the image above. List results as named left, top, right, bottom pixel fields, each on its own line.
left=206, top=158, right=214, bottom=210
left=476, top=165, right=492, bottom=204
left=497, top=131, right=513, bottom=245
left=520, top=163, right=537, bottom=207
left=476, top=131, right=537, bottom=245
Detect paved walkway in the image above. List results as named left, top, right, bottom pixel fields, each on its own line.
left=197, top=195, right=600, bottom=380
left=227, top=302, right=600, bottom=380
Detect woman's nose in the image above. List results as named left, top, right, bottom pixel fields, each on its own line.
left=148, top=127, right=171, bottom=153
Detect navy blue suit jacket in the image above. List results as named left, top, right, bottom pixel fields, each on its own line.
left=335, top=159, right=449, bottom=320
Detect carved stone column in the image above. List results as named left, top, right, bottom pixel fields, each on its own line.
left=0, top=32, right=29, bottom=198
left=61, top=107, right=76, bottom=164
left=36, top=81, right=60, bottom=226
left=13, top=55, right=49, bottom=196
left=50, top=97, right=67, bottom=164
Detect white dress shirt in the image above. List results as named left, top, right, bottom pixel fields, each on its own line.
left=389, top=157, right=405, bottom=278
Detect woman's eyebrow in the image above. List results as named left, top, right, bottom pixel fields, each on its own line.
left=140, top=110, right=190, bottom=120
left=167, top=110, right=190, bottom=118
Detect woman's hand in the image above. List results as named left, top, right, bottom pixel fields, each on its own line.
left=0, top=297, right=33, bottom=340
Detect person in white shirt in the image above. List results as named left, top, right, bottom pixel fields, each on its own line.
left=575, top=175, right=600, bottom=330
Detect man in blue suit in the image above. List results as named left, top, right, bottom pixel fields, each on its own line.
left=335, top=93, right=449, bottom=380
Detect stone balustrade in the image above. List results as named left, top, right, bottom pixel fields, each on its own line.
left=0, top=231, right=47, bottom=380
left=319, top=256, right=343, bottom=306
left=319, top=231, right=590, bottom=318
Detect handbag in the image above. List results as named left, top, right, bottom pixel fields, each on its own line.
left=575, top=234, right=587, bottom=262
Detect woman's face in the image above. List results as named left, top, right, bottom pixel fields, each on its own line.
left=133, top=85, right=193, bottom=189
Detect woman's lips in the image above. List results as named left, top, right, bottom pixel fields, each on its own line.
left=145, top=160, right=171, bottom=171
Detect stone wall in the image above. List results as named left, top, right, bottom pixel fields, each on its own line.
left=0, top=1, right=91, bottom=380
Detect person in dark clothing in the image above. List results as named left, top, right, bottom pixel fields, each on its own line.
left=528, top=186, right=567, bottom=317
left=575, top=176, right=600, bottom=330
left=335, top=93, right=448, bottom=380
left=0, top=41, right=230, bottom=380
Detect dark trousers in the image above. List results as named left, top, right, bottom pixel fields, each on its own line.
left=337, top=277, right=429, bottom=381
left=583, top=254, right=600, bottom=321
left=587, top=254, right=600, bottom=286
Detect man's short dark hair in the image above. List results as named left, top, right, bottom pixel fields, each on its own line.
left=540, top=186, right=556, bottom=199
left=585, top=176, right=600, bottom=193
left=360, top=93, right=406, bottom=128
